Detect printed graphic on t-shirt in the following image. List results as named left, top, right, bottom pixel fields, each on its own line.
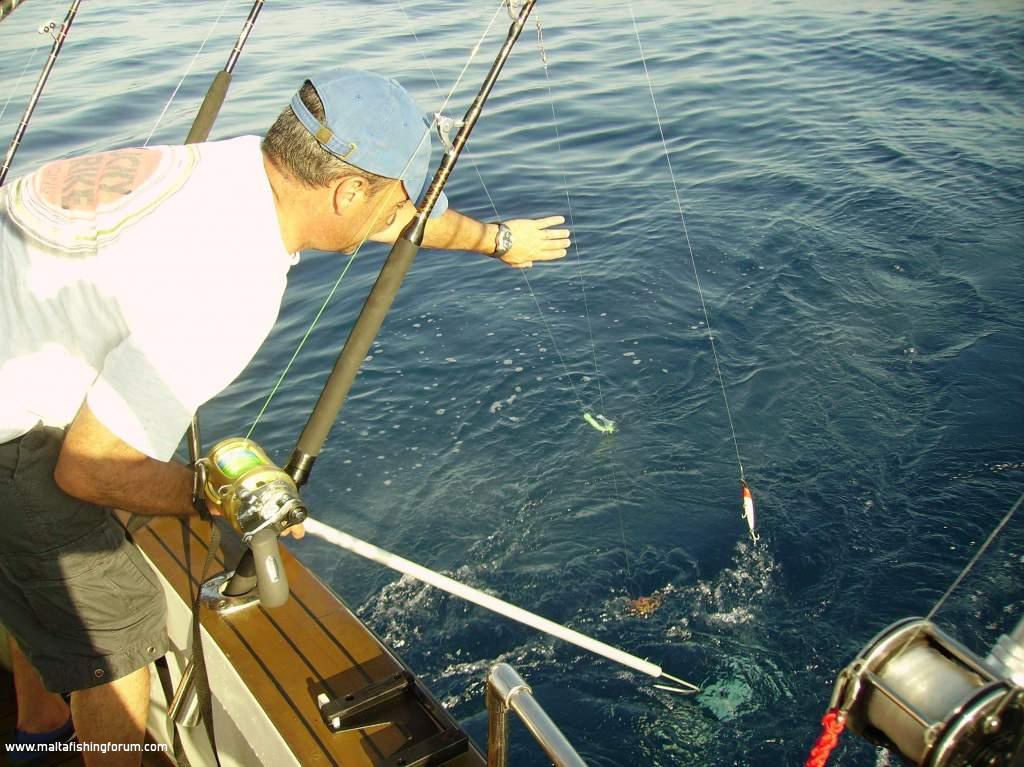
left=4, top=144, right=199, bottom=255
left=36, top=149, right=163, bottom=212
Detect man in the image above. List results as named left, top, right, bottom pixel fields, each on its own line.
left=0, top=67, right=570, bottom=765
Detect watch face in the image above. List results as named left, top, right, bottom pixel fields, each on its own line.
left=497, top=225, right=513, bottom=255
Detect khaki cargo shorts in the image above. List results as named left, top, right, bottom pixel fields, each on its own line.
left=0, top=425, right=168, bottom=693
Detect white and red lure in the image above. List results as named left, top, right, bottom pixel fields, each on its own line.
left=741, top=480, right=759, bottom=542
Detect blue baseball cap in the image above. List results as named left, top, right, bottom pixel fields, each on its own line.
left=290, top=67, right=448, bottom=218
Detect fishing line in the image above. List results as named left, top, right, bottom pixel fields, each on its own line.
left=245, top=0, right=511, bottom=438
left=626, top=3, right=744, bottom=478
left=394, top=0, right=503, bottom=220
left=394, top=3, right=635, bottom=593
left=394, top=2, right=601, bottom=422
left=0, top=44, right=40, bottom=127
left=627, top=2, right=758, bottom=543
left=142, top=0, right=234, bottom=147
left=535, top=20, right=605, bottom=418
left=526, top=14, right=640, bottom=595
left=891, top=491, right=1023, bottom=663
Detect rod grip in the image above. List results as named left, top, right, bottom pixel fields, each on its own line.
left=249, top=528, right=289, bottom=608
left=185, top=70, right=232, bottom=145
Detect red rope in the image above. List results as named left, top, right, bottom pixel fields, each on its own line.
left=805, top=708, right=846, bottom=767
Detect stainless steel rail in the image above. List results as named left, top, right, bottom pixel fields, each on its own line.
left=486, top=663, right=587, bottom=767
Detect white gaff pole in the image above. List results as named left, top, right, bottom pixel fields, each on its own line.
left=302, top=518, right=698, bottom=692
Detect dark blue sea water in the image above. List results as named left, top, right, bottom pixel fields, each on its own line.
left=3, top=1, right=1023, bottom=764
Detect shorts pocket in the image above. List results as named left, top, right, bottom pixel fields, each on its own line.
left=12, top=522, right=165, bottom=653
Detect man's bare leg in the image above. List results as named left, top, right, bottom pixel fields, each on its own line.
left=71, top=664, right=150, bottom=767
left=8, top=635, right=70, bottom=732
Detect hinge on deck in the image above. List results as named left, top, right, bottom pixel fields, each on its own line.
left=316, top=670, right=470, bottom=765
left=317, top=671, right=409, bottom=731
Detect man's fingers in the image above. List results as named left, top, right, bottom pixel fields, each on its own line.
left=532, top=215, right=566, bottom=228
left=543, top=228, right=571, bottom=239
left=541, top=237, right=571, bottom=250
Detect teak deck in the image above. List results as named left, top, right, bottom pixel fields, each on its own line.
left=123, top=512, right=484, bottom=767
left=1, top=511, right=483, bottom=766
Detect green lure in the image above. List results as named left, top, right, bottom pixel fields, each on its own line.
left=584, top=412, right=616, bottom=434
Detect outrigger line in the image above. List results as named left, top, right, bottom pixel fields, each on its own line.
left=143, top=0, right=237, bottom=148
left=304, top=518, right=700, bottom=695
left=627, top=2, right=759, bottom=544
left=0, top=31, right=40, bottom=127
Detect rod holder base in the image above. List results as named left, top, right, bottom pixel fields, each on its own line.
left=200, top=572, right=261, bottom=615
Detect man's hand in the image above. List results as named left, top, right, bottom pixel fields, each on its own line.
left=497, top=216, right=571, bottom=269
left=282, top=522, right=306, bottom=540
left=370, top=207, right=572, bottom=268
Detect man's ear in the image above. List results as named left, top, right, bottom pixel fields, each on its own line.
left=330, top=175, right=370, bottom=214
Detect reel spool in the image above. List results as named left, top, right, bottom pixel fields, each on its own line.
left=200, top=438, right=308, bottom=608
left=830, top=617, right=1024, bottom=766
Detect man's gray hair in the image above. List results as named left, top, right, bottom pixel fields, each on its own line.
left=263, top=80, right=390, bottom=191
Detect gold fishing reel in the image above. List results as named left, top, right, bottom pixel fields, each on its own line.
left=201, top=437, right=308, bottom=543
left=830, top=617, right=1024, bottom=766
left=198, top=438, right=308, bottom=608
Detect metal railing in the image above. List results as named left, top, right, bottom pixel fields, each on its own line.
left=486, top=663, right=587, bottom=767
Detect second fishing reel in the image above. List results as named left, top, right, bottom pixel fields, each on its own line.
left=198, top=437, right=308, bottom=608
left=830, top=616, right=1024, bottom=766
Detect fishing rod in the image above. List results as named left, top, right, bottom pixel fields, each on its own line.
left=0, top=0, right=29, bottom=24
left=212, top=1, right=539, bottom=611
left=0, top=0, right=81, bottom=185
left=283, top=0, right=538, bottom=487
left=214, top=0, right=541, bottom=610
left=181, top=0, right=266, bottom=464
left=165, top=7, right=269, bottom=764
left=183, top=0, right=265, bottom=145
left=225, top=0, right=695, bottom=693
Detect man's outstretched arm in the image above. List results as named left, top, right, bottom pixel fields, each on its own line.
left=371, top=205, right=571, bottom=269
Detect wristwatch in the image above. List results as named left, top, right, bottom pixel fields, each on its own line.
left=493, top=222, right=513, bottom=258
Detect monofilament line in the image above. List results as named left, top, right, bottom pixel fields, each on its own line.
left=535, top=15, right=605, bottom=417
left=398, top=5, right=634, bottom=591
left=246, top=0, right=511, bottom=438
left=628, top=2, right=746, bottom=482
left=396, top=1, right=598, bottom=417
left=925, top=491, right=1023, bottom=622
left=143, top=0, right=234, bottom=147
left=528, top=14, right=638, bottom=595
left=0, top=46, right=40, bottom=126
left=511, top=14, right=602, bottom=417
left=892, top=491, right=1023, bottom=663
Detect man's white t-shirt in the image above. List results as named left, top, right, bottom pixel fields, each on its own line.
left=0, top=136, right=294, bottom=461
